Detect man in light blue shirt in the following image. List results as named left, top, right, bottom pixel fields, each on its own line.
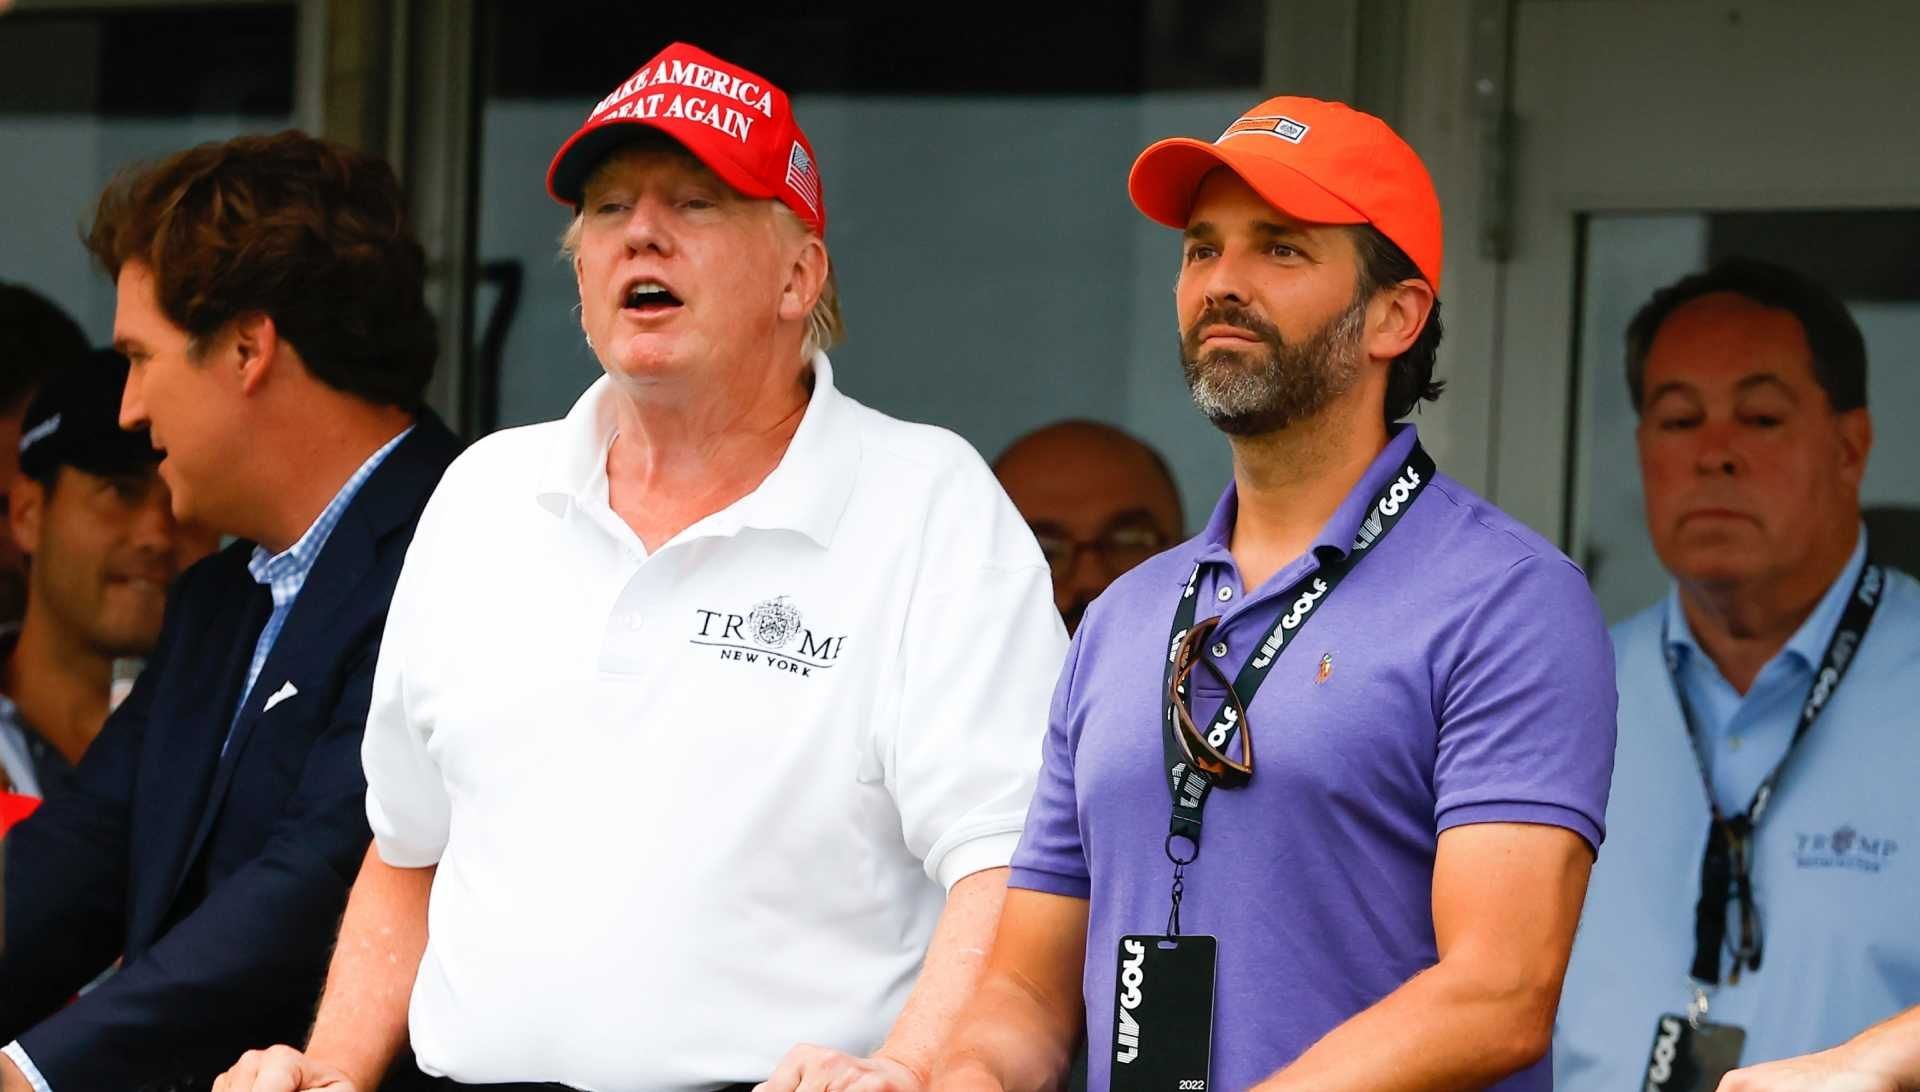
left=1555, top=258, right=1920, bottom=1092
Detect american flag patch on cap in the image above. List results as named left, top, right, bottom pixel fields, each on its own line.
left=785, top=141, right=821, bottom=217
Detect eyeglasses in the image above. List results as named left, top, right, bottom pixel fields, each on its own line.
left=1032, top=520, right=1168, bottom=581
left=1704, top=816, right=1765, bottom=983
left=1167, top=616, right=1253, bottom=788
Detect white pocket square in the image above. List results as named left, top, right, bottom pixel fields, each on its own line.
left=262, top=681, right=299, bottom=713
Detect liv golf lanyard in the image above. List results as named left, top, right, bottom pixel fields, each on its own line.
left=1158, top=441, right=1435, bottom=930
left=1639, top=558, right=1885, bottom=1092
left=1669, top=556, right=1885, bottom=993
left=1109, top=444, right=1434, bottom=1092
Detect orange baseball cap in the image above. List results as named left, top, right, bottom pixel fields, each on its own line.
left=547, top=42, right=825, bottom=235
left=1129, top=96, right=1443, bottom=292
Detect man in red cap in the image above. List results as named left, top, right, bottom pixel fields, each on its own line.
left=216, top=42, right=1063, bottom=1092
left=933, top=98, right=1616, bottom=1092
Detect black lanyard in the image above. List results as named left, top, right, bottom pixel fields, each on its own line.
left=1156, top=442, right=1433, bottom=931
left=1667, top=556, right=1885, bottom=986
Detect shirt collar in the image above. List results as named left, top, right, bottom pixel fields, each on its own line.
left=535, top=352, right=858, bottom=550
left=248, top=426, right=414, bottom=593
left=1663, top=523, right=1870, bottom=672
left=1183, top=423, right=1424, bottom=583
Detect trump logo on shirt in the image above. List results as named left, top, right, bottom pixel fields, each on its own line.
left=691, top=596, right=848, bottom=678
left=1793, top=824, right=1900, bottom=873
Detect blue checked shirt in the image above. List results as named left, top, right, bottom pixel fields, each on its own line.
left=224, top=426, right=413, bottom=752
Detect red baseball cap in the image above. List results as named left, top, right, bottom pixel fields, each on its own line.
left=546, top=42, right=825, bottom=235
left=1128, top=96, right=1443, bottom=291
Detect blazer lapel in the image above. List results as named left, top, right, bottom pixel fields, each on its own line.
left=139, top=568, right=272, bottom=939
left=166, top=415, right=462, bottom=890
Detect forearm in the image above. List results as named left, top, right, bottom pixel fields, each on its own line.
left=935, top=972, right=1079, bottom=1092
left=302, top=847, right=433, bottom=1090
left=1252, top=956, right=1556, bottom=1092
left=932, top=888, right=1088, bottom=1092
left=1835, top=1007, right=1920, bottom=1091
left=874, top=867, right=1011, bottom=1083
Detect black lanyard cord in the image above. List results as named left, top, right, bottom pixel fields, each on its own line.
left=1675, top=557, right=1885, bottom=986
left=1159, top=442, right=1436, bottom=861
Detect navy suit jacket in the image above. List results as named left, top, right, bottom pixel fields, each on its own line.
left=0, top=414, right=461, bottom=1090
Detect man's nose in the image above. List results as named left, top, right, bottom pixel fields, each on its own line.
left=129, top=482, right=178, bottom=553
left=1692, top=420, right=1745, bottom=477
left=621, top=198, right=676, bottom=257
left=1061, top=543, right=1113, bottom=607
left=1200, top=252, right=1253, bottom=311
left=119, top=368, right=148, bottom=431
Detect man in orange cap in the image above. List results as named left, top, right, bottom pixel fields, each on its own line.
left=215, top=41, right=1063, bottom=1092
left=933, top=97, right=1616, bottom=1092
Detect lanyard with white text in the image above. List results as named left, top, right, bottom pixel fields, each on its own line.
left=1666, top=556, right=1885, bottom=989
left=1158, top=442, right=1434, bottom=933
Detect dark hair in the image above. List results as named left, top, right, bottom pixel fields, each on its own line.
left=84, top=130, right=437, bottom=410
left=1350, top=225, right=1444, bottom=422
left=0, top=282, right=88, bottom=413
left=24, top=462, right=63, bottom=494
left=1625, top=258, right=1866, bottom=413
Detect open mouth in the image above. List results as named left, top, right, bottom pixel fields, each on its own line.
left=622, top=279, right=683, bottom=315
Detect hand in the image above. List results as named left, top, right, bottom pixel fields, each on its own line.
left=1718, top=1049, right=1899, bottom=1092
left=212, top=1045, right=359, bottom=1092
left=757, top=1044, right=927, bottom=1092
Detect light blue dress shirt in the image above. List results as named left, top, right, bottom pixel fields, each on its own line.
left=1666, top=532, right=1869, bottom=812
left=1555, top=527, right=1920, bottom=1090
left=224, top=426, right=412, bottom=752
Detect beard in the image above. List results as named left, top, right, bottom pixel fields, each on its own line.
left=1179, top=294, right=1368, bottom=437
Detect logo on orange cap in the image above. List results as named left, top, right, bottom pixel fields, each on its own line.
left=1129, top=96, right=1442, bottom=292
left=1220, top=115, right=1310, bottom=144
left=546, top=42, right=826, bottom=236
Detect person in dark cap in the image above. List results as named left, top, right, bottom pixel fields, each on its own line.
left=0, top=348, right=216, bottom=805
left=2, top=349, right=220, bottom=802
left=0, top=283, right=90, bottom=626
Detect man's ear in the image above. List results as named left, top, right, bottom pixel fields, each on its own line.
left=1365, top=280, right=1436, bottom=363
left=778, top=234, right=830, bottom=325
left=1836, top=406, right=1873, bottom=491
left=9, top=473, right=47, bottom=558
left=228, top=312, right=283, bottom=397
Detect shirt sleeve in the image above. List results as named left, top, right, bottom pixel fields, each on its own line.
left=3, top=1041, right=54, bottom=1092
left=887, top=461, right=1068, bottom=890
left=1433, top=554, right=1618, bottom=852
left=1007, top=624, right=1092, bottom=898
left=361, top=481, right=453, bottom=868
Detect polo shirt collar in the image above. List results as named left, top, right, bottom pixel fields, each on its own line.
left=1663, top=523, right=1870, bottom=674
left=1183, top=423, right=1424, bottom=583
left=535, top=352, right=858, bottom=549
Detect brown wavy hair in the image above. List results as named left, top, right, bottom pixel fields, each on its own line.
left=85, top=130, right=437, bottom=410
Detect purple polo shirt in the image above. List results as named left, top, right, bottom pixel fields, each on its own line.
left=1009, top=425, right=1617, bottom=1092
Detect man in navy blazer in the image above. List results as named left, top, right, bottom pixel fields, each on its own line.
left=0, top=132, right=460, bottom=1092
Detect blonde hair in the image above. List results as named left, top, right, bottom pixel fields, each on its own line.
left=558, top=202, right=843, bottom=363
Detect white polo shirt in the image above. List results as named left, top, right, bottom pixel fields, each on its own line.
left=363, top=354, right=1066, bottom=1091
